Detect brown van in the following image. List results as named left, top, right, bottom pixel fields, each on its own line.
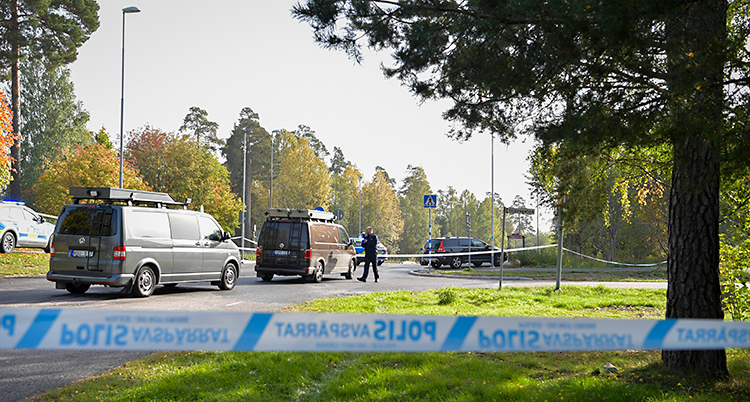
left=254, top=208, right=357, bottom=282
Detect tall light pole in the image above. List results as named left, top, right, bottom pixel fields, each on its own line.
left=119, top=6, right=140, bottom=188
left=491, top=133, right=495, bottom=268
left=241, top=130, right=248, bottom=254
left=270, top=130, right=279, bottom=209
left=358, top=174, right=363, bottom=234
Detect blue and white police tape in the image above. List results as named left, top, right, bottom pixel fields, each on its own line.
left=3, top=309, right=749, bottom=352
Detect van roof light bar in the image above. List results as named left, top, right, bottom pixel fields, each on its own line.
left=68, top=187, right=189, bottom=209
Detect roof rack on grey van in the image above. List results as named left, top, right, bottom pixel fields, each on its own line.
left=69, top=187, right=191, bottom=209
left=265, top=208, right=335, bottom=222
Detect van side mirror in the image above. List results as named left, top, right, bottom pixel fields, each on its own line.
left=222, top=231, right=232, bottom=241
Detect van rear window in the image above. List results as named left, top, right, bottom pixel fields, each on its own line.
left=259, top=221, right=308, bottom=250
left=58, top=207, right=117, bottom=236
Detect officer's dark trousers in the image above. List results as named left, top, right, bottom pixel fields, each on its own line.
left=362, top=254, right=379, bottom=280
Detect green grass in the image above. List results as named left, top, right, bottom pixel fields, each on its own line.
left=0, top=249, right=49, bottom=276
left=285, top=286, right=667, bottom=319
left=25, top=286, right=750, bottom=401
left=421, top=267, right=668, bottom=281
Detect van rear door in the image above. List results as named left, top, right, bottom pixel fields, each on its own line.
left=259, top=220, right=308, bottom=268
left=54, top=205, right=118, bottom=274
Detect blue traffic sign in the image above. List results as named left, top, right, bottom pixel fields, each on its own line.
left=424, top=194, right=437, bottom=208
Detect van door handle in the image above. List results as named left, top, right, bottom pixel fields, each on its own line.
left=195, top=242, right=201, bottom=246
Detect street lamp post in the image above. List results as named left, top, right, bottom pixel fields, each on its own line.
left=491, top=133, right=495, bottom=269
left=119, top=6, right=140, bottom=189
left=270, top=130, right=279, bottom=209
left=241, top=130, right=248, bottom=254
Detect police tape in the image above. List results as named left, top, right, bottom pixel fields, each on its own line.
left=2, top=308, right=749, bottom=352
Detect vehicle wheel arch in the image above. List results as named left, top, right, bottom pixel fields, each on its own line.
left=131, top=263, right=158, bottom=297
left=134, top=259, right=161, bottom=285
left=224, top=255, right=241, bottom=276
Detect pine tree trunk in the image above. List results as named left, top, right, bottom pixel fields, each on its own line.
left=662, top=0, right=728, bottom=377
left=663, top=135, right=726, bottom=377
left=9, top=0, right=21, bottom=200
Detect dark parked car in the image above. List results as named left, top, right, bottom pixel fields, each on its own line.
left=420, top=237, right=506, bottom=269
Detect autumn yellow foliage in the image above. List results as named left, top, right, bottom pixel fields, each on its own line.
left=0, top=91, right=20, bottom=187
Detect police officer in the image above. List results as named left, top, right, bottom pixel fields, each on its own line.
left=357, top=226, right=379, bottom=283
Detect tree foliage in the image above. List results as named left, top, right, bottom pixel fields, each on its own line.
left=271, top=130, right=332, bottom=211
left=0, top=0, right=99, bottom=199
left=32, top=143, right=146, bottom=215
left=221, top=108, right=271, bottom=237
left=180, top=106, right=223, bottom=152
left=125, top=126, right=242, bottom=230
left=293, top=0, right=740, bottom=375
left=398, top=165, right=431, bottom=254
left=330, top=162, right=362, bottom=236
left=361, top=169, right=403, bottom=251
left=19, top=58, right=92, bottom=200
left=0, top=90, right=18, bottom=187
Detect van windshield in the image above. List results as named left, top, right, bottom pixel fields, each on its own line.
left=58, top=207, right=117, bottom=236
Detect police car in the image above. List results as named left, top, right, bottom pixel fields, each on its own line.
left=351, top=235, right=388, bottom=266
left=0, top=201, right=55, bottom=253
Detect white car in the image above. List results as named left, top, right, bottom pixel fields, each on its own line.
left=0, top=201, right=55, bottom=253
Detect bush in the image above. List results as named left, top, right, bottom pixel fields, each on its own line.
left=720, top=240, right=750, bottom=321
left=436, top=288, right=456, bottom=305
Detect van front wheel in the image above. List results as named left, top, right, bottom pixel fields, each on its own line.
left=218, top=263, right=237, bottom=290
left=132, top=266, right=156, bottom=297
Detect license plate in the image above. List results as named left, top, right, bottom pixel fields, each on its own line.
left=273, top=250, right=290, bottom=256
left=70, top=250, right=94, bottom=258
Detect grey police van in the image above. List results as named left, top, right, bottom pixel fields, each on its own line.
left=46, top=187, right=241, bottom=297
left=255, top=208, right=356, bottom=283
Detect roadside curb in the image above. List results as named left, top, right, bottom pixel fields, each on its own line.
left=409, top=270, right=533, bottom=281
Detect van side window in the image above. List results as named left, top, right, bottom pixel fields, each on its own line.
left=128, top=211, right=170, bottom=239
left=58, top=207, right=117, bottom=236
left=338, top=227, right=350, bottom=244
left=169, top=213, right=200, bottom=240
left=198, top=216, right=223, bottom=241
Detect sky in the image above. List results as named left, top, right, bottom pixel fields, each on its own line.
left=67, top=1, right=552, bottom=229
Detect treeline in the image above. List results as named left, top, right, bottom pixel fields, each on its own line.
left=224, top=109, right=539, bottom=253
left=1, top=60, right=544, bottom=254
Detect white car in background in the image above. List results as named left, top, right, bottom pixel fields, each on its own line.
left=0, top=201, right=55, bottom=253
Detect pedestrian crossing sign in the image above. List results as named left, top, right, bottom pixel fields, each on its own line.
left=424, top=194, right=437, bottom=208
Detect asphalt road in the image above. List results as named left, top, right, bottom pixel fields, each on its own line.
left=0, top=262, right=666, bottom=402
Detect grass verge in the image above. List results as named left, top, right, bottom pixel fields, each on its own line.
left=0, top=249, right=49, bottom=277
left=25, top=286, right=750, bottom=401
left=417, top=267, right=668, bottom=281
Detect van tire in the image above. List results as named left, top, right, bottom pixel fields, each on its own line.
left=310, top=261, right=324, bottom=283
left=1, top=232, right=15, bottom=253
left=218, top=263, right=237, bottom=290
left=65, top=283, right=90, bottom=294
left=132, top=266, right=156, bottom=297
left=344, top=259, right=355, bottom=279
left=260, top=273, right=274, bottom=282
